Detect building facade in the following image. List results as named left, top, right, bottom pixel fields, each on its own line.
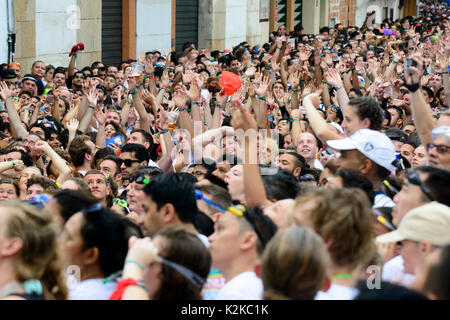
left=2, top=0, right=419, bottom=73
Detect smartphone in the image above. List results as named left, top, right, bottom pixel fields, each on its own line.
left=288, top=38, right=296, bottom=48
left=404, top=58, right=417, bottom=75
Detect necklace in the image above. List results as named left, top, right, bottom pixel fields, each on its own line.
left=331, top=273, right=354, bottom=280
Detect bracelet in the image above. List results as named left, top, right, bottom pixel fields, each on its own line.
left=440, top=72, right=449, bottom=75
left=258, top=96, right=267, bottom=101
left=158, top=129, right=169, bottom=135
left=215, top=104, right=224, bottom=108
left=178, top=107, right=187, bottom=112
left=291, top=90, right=298, bottom=95
left=335, top=84, right=344, bottom=90
left=125, top=259, right=144, bottom=271
left=158, top=87, right=169, bottom=92
left=291, top=118, right=301, bottom=122
left=191, top=101, right=201, bottom=106
left=131, top=90, right=138, bottom=96
left=88, top=105, right=95, bottom=110
left=136, top=118, right=140, bottom=122
left=392, top=61, right=398, bottom=64
left=405, top=83, right=420, bottom=92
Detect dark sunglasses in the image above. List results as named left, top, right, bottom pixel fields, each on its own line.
left=122, top=159, right=141, bottom=167
left=406, top=169, right=434, bottom=202
left=426, top=143, right=450, bottom=155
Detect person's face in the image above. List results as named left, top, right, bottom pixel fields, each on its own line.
left=400, top=144, right=415, bottom=164
left=278, top=25, right=287, bottom=36
left=0, top=112, right=9, bottom=123
left=212, top=162, right=231, bottom=181
left=105, top=124, right=116, bottom=139
left=0, top=184, right=18, bottom=200
left=401, top=240, right=426, bottom=275
left=410, top=248, right=442, bottom=299
left=19, top=93, right=31, bottom=106
left=186, top=165, right=208, bottom=181
left=341, top=106, right=366, bottom=136
left=297, top=133, right=318, bottom=161
left=388, top=109, right=401, bottom=127
left=103, top=77, right=116, bottom=90
left=25, top=184, right=44, bottom=200
left=84, top=140, right=97, bottom=163
left=224, top=165, right=243, bottom=200
left=208, top=211, right=244, bottom=271
left=272, top=83, right=284, bottom=96
left=221, top=136, right=238, bottom=155
left=10, top=64, right=21, bottom=77
left=23, top=135, right=42, bottom=157
left=427, top=135, right=450, bottom=169
left=105, top=111, right=120, bottom=125
left=107, top=66, right=118, bottom=76
left=32, top=62, right=46, bottom=78
left=403, top=124, right=415, bottom=136
left=85, top=173, right=109, bottom=201
left=283, top=134, right=292, bottom=149
left=61, top=212, right=88, bottom=271
left=392, top=173, right=429, bottom=227
left=18, top=167, right=41, bottom=191
left=230, top=60, right=240, bottom=70
left=48, top=133, right=61, bottom=149
left=141, top=195, right=165, bottom=236
left=22, top=80, right=37, bottom=94
left=97, top=69, right=106, bottom=80
left=278, top=153, right=301, bottom=178
left=326, top=107, right=338, bottom=122
left=412, top=145, right=428, bottom=167
left=73, top=74, right=84, bottom=86
left=53, top=73, right=66, bottom=86
left=115, top=72, right=125, bottom=85
left=126, top=180, right=147, bottom=215
left=99, top=159, right=119, bottom=178
left=337, top=149, right=364, bottom=171
left=44, top=68, right=54, bottom=82
left=127, top=132, right=146, bottom=147
left=429, top=75, right=442, bottom=88
left=119, top=152, right=144, bottom=180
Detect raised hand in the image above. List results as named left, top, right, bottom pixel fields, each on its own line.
left=159, top=105, right=169, bottom=130
left=126, top=237, right=159, bottom=269
left=0, top=81, right=13, bottom=101
left=94, top=105, right=106, bottom=126
left=326, top=68, right=343, bottom=88
left=67, top=118, right=79, bottom=134
left=254, top=75, right=270, bottom=97
left=231, top=99, right=257, bottom=131
left=86, top=87, right=99, bottom=107
left=404, top=54, right=424, bottom=85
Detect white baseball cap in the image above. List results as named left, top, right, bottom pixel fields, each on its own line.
left=327, top=129, right=397, bottom=172
left=376, top=202, right=450, bottom=246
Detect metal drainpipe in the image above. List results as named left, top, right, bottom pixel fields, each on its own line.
left=7, top=0, right=16, bottom=63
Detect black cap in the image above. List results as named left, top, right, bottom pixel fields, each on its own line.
left=1, top=69, right=18, bottom=82
left=96, top=84, right=107, bottom=96
left=21, top=74, right=38, bottom=84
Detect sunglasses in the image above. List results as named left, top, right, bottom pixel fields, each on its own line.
left=426, top=143, right=450, bottom=154
left=406, top=169, right=434, bottom=202
left=122, top=159, right=141, bottom=167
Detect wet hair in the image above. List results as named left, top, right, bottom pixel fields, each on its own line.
left=348, top=97, right=384, bottom=131
left=151, top=226, right=211, bottom=300
left=262, top=169, right=300, bottom=201
left=1, top=201, right=68, bottom=299
left=262, top=226, right=329, bottom=300
left=80, top=206, right=141, bottom=277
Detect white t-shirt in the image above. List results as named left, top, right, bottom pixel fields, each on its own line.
left=315, top=283, right=359, bottom=300
left=382, top=255, right=415, bottom=286
left=314, top=159, right=324, bottom=170
left=217, top=272, right=263, bottom=300
left=69, top=278, right=117, bottom=300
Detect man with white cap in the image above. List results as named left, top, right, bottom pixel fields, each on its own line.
left=376, top=202, right=450, bottom=278
left=427, top=126, right=450, bottom=171
left=327, top=128, right=397, bottom=208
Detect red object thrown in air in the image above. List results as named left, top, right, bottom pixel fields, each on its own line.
left=69, top=43, right=85, bottom=57
left=220, top=71, right=242, bottom=96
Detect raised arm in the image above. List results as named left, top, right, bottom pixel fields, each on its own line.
left=0, top=82, right=28, bottom=139
left=35, top=141, right=72, bottom=184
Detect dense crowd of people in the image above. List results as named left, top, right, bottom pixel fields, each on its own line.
left=0, top=0, right=449, bottom=301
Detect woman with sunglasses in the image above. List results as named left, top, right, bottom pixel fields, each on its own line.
left=111, top=226, right=211, bottom=300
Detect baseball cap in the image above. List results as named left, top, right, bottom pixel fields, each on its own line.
left=376, top=202, right=450, bottom=246
left=327, top=129, right=397, bottom=172
left=21, top=74, right=38, bottom=84
left=1, top=69, right=18, bottom=83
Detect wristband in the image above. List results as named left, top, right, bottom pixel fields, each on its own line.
left=125, top=259, right=144, bottom=271
left=131, top=89, right=138, bottom=96
left=88, top=105, right=95, bottom=110
left=158, top=129, right=169, bottom=135
left=291, top=118, right=301, bottom=122
left=440, top=72, right=449, bottom=75
left=178, top=107, right=187, bottom=112
left=215, top=104, right=224, bottom=108
left=258, top=96, right=267, bottom=101
left=291, top=90, right=298, bottom=95
left=392, top=61, right=398, bottom=64
left=405, top=83, right=420, bottom=92
left=335, top=84, right=344, bottom=90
